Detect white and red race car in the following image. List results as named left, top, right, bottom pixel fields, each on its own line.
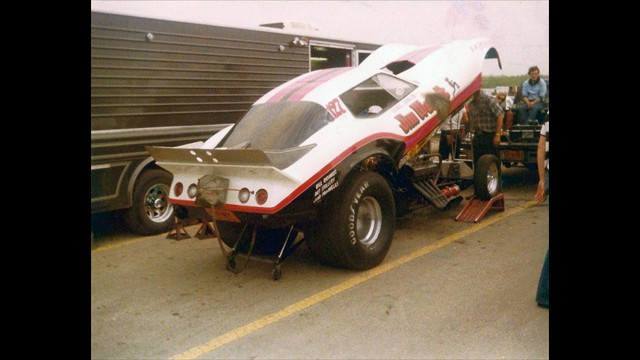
left=148, top=38, right=502, bottom=275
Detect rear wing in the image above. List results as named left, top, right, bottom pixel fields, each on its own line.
left=146, top=144, right=315, bottom=170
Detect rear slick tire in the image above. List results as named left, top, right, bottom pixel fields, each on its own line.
left=307, top=171, right=395, bottom=270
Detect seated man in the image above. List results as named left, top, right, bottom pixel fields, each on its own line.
left=515, top=66, right=547, bottom=125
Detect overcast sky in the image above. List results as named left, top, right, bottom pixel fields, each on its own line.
left=91, top=0, right=548, bottom=76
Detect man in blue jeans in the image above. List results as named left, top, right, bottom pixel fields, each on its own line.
left=516, top=66, right=547, bottom=125
left=534, top=114, right=549, bottom=308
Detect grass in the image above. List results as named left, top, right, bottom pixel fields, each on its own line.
left=481, top=75, right=548, bottom=89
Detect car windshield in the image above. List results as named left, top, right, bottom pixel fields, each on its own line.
left=220, top=101, right=334, bottom=150
left=339, top=73, right=416, bottom=117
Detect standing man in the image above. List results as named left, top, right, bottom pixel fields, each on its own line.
left=534, top=113, right=549, bottom=308
left=516, top=66, right=547, bottom=125
left=466, top=91, right=504, bottom=167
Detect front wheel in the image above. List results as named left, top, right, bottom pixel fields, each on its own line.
left=306, top=171, right=395, bottom=270
left=125, top=169, right=175, bottom=235
left=474, top=154, right=502, bottom=201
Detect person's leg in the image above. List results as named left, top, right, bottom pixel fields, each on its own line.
left=515, top=102, right=528, bottom=125
left=473, top=132, right=497, bottom=165
left=479, top=132, right=498, bottom=157
left=453, top=133, right=462, bottom=159
left=438, top=132, right=450, bottom=160
left=472, top=132, right=498, bottom=195
left=472, top=134, right=480, bottom=167
left=536, top=248, right=549, bottom=308
left=505, top=110, right=514, bottom=130
left=528, top=102, right=545, bottom=122
left=471, top=133, right=489, bottom=167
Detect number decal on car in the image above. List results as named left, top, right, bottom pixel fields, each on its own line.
left=326, top=98, right=347, bottom=119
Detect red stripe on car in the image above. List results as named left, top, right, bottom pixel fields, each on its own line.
left=267, top=68, right=348, bottom=103
left=287, top=67, right=352, bottom=101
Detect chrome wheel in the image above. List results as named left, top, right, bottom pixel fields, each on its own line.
left=357, top=196, right=383, bottom=247
left=485, top=162, right=499, bottom=195
left=144, top=184, right=173, bottom=223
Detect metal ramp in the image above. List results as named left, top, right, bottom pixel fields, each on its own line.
left=455, top=193, right=505, bottom=223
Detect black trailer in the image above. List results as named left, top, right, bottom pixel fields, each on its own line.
left=91, top=12, right=380, bottom=235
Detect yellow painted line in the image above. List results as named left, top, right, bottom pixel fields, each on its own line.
left=91, top=225, right=200, bottom=253
left=170, top=200, right=540, bottom=360
left=91, top=237, right=155, bottom=253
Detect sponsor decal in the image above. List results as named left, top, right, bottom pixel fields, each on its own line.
left=313, top=168, right=339, bottom=203
left=394, top=111, right=422, bottom=134
left=394, top=92, right=437, bottom=133
left=445, top=77, right=460, bottom=97
left=394, top=82, right=458, bottom=134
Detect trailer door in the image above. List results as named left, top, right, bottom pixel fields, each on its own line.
left=356, top=50, right=373, bottom=65
left=309, top=40, right=355, bottom=71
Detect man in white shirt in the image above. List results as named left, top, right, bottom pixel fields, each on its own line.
left=534, top=116, right=549, bottom=202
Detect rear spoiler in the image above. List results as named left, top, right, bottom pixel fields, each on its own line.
left=146, top=144, right=316, bottom=170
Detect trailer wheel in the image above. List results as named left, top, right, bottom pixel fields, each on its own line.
left=216, top=222, right=297, bottom=256
left=307, top=171, right=395, bottom=270
left=125, top=169, right=175, bottom=235
left=474, top=154, right=502, bottom=201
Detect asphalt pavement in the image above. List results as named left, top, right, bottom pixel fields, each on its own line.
left=91, top=166, right=549, bottom=359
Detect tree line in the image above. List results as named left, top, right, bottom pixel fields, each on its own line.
left=481, top=74, right=548, bottom=89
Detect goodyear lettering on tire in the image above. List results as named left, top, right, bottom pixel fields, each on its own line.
left=348, top=180, right=369, bottom=245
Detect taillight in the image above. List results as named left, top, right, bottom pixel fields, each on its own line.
left=255, top=189, right=268, bottom=205
left=238, top=188, right=251, bottom=203
left=174, top=182, right=183, bottom=197
left=187, top=184, right=198, bottom=198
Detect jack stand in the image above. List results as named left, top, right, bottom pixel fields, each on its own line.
left=271, top=226, right=303, bottom=281
left=455, top=193, right=505, bottom=223
left=221, top=223, right=256, bottom=275
left=166, top=216, right=191, bottom=240
left=214, top=221, right=304, bottom=281
left=195, top=218, right=217, bottom=240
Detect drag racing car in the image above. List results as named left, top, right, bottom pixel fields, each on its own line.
left=147, top=38, right=503, bottom=276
